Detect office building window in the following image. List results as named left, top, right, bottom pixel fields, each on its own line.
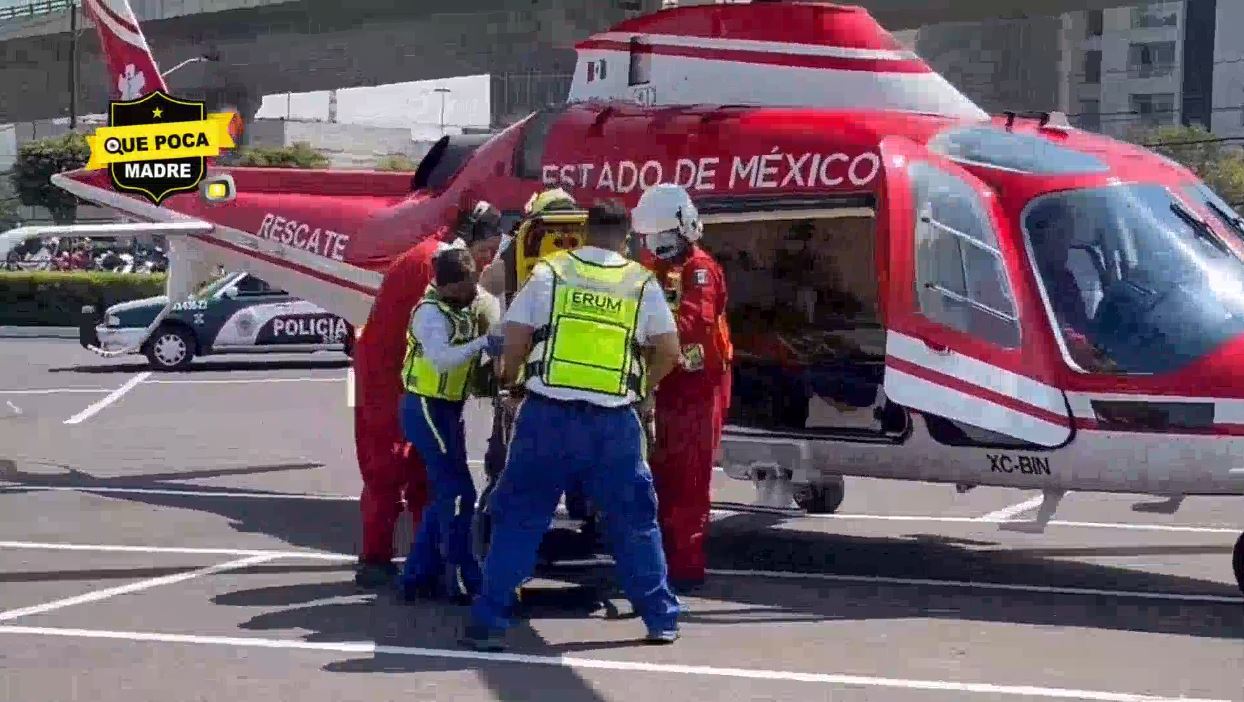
left=1128, top=41, right=1176, bottom=78
left=1131, top=2, right=1178, bottom=29
left=1086, top=10, right=1103, bottom=38
left=1130, top=93, right=1176, bottom=126
left=1084, top=50, right=1102, bottom=84
left=1079, top=100, right=1101, bottom=132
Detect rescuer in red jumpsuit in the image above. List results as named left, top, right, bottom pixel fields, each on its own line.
left=353, top=202, right=504, bottom=587
left=632, top=184, right=733, bottom=592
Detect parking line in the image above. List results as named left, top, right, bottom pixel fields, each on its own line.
left=0, top=485, right=358, bottom=501
left=144, top=378, right=343, bottom=385
left=0, top=540, right=1238, bottom=605
left=1, top=485, right=1238, bottom=535
left=0, top=625, right=1226, bottom=701
left=0, top=388, right=111, bottom=395
left=0, top=554, right=276, bottom=622
left=0, top=540, right=352, bottom=561
left=63, top=372, right=150, bottom=425
left=704, top=568, right=1243, bottom=605
left=978, top=495, right=1045, bottom=522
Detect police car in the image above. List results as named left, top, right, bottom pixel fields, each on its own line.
left=80, top=271, right=354, bottom=370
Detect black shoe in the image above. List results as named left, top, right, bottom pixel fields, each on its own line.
left=645, top=629, right=679, bottom=645
left=354, top=560, right=398, bottom=588
left=460, top=625, right=506, bottom=652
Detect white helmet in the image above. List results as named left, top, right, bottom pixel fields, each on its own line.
left=631, top=184, right=703, bottom=242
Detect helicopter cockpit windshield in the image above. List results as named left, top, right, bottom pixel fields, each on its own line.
left=1023, top=182, right=1244, bottom=375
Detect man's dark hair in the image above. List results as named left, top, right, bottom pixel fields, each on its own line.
left=587, top=200, right=630, bottom=246
left=433, top=247, right=476, bottom=286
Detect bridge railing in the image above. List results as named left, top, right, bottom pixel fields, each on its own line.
left=0, top=0, right=77, bottom=21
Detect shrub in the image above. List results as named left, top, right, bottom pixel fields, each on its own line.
left=229, top=141, right=330, bottom=168
left=9, top=133, right=90, bottom=224
left=0, top=270, right=166, bottom=326
left=375, top=153, right=417, bottom=171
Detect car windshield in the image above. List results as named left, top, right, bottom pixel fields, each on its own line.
left=1023, top=182, right=1244, bottom=374
left=191, top=272, right=240, bottom=300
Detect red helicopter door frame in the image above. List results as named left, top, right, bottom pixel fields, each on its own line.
left=876, top=136, right=1075, bottom=449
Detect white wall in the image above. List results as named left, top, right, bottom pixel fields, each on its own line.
left=1211, top=0, right=1244, bottom=138
left=0, top=123, right=15, bottom=171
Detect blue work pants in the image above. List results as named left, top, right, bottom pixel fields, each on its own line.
left=399, top=392, right=481, bottom=598
left=469, top=393, right=680, bottom=633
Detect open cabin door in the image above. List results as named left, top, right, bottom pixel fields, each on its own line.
left=877, top=137, right=1073, bottom=448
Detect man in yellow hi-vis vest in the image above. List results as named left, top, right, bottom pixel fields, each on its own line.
left=461, top=201, right=683, bottom=652
left=398, top=247, right=503, bottom=603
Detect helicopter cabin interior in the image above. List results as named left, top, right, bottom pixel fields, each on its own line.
left=696, top=185, right=1023, bottom=447
left=694, top=197, right=896, bottom=440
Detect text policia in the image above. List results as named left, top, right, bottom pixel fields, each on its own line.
left=541, top=148, right=882, bottom=194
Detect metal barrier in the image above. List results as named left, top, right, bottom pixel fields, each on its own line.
left=0, top=0, right=77, bottom=21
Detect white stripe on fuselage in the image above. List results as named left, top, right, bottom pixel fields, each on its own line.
left=887, top=332, right=1067, bottom=416
left=1066, top=391, right=1244, bottom=422
left=586, top=31, right=921, bottom=62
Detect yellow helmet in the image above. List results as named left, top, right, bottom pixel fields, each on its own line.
left=523, top=187, right=577, bottom=217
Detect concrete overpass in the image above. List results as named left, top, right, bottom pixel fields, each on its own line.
left=0, top=0, right=1152, bottom=126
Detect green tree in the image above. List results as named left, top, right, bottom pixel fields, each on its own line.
left=1133, top=124, right=1244, bottom=208
left=228, top=141, right=330, bottom=168
left=375, top=153, right=417, bottom=171
left=9, top=132, right=89, bottom=225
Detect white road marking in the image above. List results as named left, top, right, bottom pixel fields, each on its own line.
left=5, top=401, right=21, bottom=416
left=0, top=485, right=358, bottom=501
left=63, top=372, right=150, bottom=424
left=0, top=540, right=353, bottom=562
left=0, top=540, right=1238, bottom=604
left=707, top=508, right=1242, bottom=534
left=144, top=377, right=343, bottom=385
left=0, top=626, right=1227, bottom=701
left=0, top=387, right=111, bottom=395
left=978, top=495, right=1045, bottom=522
left=0, top=554, right=276, bottom=622
left=346, top=367, right=355, bottom=408
left=704, top=568, right=1243, bottom=605
left=1, top=485, right=1237, bottom=535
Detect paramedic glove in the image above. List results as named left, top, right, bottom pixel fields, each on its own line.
left=485, top=334, right=505, bottom=358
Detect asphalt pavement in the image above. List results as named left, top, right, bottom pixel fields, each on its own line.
left=1, top=338, right=1241, bottom=702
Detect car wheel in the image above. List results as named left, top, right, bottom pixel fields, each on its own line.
left=144, top=325, right=196, bottom=371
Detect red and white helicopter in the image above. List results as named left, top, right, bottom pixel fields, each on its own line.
left=8, top=0, right=1244, bottom=593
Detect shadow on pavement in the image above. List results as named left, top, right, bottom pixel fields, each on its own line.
left=2, top=460, right=1242, bottom=702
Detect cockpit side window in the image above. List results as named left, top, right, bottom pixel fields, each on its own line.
left=909, top=161, right=1021, bottom=348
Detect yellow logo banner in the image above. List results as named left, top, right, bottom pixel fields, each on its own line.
left=85, top=112, right=237, bottom=170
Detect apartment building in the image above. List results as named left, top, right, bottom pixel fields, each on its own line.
left=1063, top=2, right=1186, bottom=138
left=912, top=1, right=1242, bottom=140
